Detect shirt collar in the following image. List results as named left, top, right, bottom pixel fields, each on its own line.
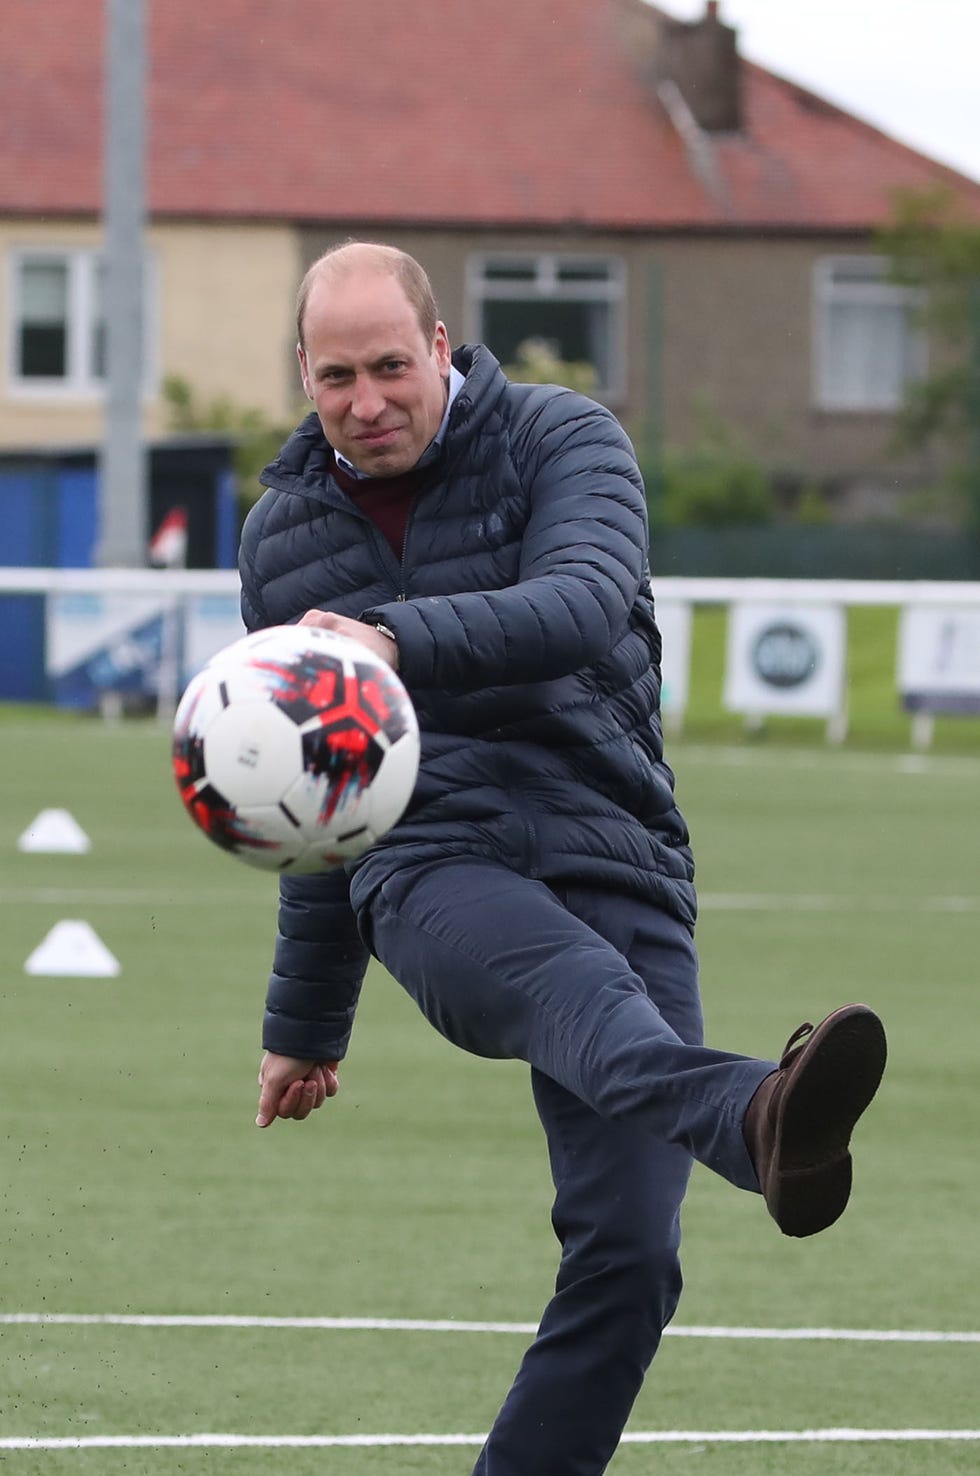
left=334, top=364, right=466, bottom=480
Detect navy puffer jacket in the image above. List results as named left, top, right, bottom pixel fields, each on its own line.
left=239, top=345, right=696, bottom=1061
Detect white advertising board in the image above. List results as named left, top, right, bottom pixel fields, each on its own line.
left=46, top=592, right=169, bottom=703
left=656, top=599, right=692, bottom=721
left=183, top=593, right=246, bottom=682
left=897, top=605, right=980, bottom=713
left=46, top=590, right=245, bottom=706
left=724, top=602, right=847, bottom=719
left=47, top=592, right=167, bottom=678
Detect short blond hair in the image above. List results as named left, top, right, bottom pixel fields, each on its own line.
left=296, top=241, right=440, bottom=348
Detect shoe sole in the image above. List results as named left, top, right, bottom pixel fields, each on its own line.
left=769, top=1005, right=887, bottom=1238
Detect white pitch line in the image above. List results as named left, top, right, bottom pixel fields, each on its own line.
left=1, top=1313, right=978, bottom=1343
left=0, top=1430, right=978, bottom=1451
left=700, top=892, right=980, bottom=914
left=3, top=888, right=980, bottom=915
left=678, top=745, right=980, bottom=780
left=0, top=888, right=268, bottom=906
left=669, top=1325, right=980, bottom=1344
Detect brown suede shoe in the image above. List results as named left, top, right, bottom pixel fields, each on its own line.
left=743, top=1004, right=887, bottom=1238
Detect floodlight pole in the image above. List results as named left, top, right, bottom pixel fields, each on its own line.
left=98, top=0, right=148, bottom=567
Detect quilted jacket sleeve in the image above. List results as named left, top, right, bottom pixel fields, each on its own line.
left=239, top=515, right=370, bottom=1063
left=362, top=391, right=648, bottom=693
left=261, top=872, right=370, bottom=1061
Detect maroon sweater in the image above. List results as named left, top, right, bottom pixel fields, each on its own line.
left=332, top=458, right=433, bottom=563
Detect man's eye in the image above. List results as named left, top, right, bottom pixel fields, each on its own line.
left=382, top=360, right=406, bottom=373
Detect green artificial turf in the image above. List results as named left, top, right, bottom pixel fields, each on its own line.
left=0, top=714, right=977, bottom=1474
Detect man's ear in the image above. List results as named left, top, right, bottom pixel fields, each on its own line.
left=433, top=322, right=452, bottom=374
left=297, top=343, right=313, bottom=400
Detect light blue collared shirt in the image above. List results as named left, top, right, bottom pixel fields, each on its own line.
left=334, top=364, right=466, bottom=480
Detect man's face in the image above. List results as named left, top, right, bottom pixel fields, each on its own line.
left=298, top=270, right=452, bottom=477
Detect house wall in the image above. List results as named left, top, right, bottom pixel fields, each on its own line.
left=0, top=219, right=300, bottom=448
left=159, top=222, right=301, bottom=425
left=297, top=225, right=947, bottom=504
left=2, top=218, right=949, bottom=509
left=649, top=234, right=944, bottom=497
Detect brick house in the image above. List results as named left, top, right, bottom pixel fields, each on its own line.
left=3, top=0, right=979, bottom=512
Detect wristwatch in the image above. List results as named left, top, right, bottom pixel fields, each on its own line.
left=365, top=620, right=398, bottom=645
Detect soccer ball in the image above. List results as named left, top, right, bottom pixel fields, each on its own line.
left=172, top=624, right=420, bottom=873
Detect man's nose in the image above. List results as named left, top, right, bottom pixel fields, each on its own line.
left=350, top=376, right=386, bottom=422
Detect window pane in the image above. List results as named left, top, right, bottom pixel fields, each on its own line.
left=867, top=304, right=911, bottom=403
left=483, top=260, right=537, bottom=282
left=18, top=260, right=69, bottom=377
left=20, top=324, right=68, bottom=377
left=556, top=261, right=611, bottom=284
left=22, top=260, right=68, bottom=319
left=823, top=302, right=866, bottom=403
left=484, top=299, right=610, bottom=386
left=91, top=260, right=107, bottom=379
left=830, top=258, right=885, bottom=286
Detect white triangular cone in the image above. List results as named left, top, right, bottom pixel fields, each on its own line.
left=24, top=921, right=120, bottom=978
left=18, top=809, right=92, bottom=854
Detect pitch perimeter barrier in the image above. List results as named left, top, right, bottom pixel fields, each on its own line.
left=1, top=570, right=979, bottom=748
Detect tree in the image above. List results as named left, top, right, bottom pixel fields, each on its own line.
left=501, top=338, right=598, bottom=394
left=877, top=186, right=980, bottom=524
left=162, top=376, right=300, bottom=511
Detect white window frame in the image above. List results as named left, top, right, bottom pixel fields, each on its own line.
left=5, top=245, right=158, bottom=400
left=813, top=254, right=927, bottom=413
left=465, top=251, right=627, bottom=401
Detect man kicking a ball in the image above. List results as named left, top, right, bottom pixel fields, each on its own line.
left=239, top=241, right=887, bottom=1475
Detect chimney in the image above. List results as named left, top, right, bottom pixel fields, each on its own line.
left=657, top=1, right=741, bottom=132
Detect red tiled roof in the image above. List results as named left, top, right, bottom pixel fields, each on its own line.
left=2, top=0, right=979, bottom=229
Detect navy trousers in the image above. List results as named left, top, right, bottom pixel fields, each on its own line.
left=368, top=858, right=776, bottom=1476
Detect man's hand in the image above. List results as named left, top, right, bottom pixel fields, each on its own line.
left=298, top=610, right=398, bottom=670
left=255, top=1051, right=340, bottom=1128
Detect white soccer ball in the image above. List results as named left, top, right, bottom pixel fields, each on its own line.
left=172, top=624, right=419, bottom=873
